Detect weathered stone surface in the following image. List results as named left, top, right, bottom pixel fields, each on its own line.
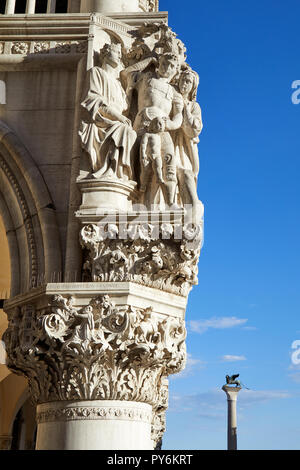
left=0, top=5, right=203, bottom=450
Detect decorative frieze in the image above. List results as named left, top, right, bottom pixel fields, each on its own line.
left=0, top=41, right=89, bottom=55
left=55, top=42, right=71, bottom=54
left=11, top=42, right=30, bottom=55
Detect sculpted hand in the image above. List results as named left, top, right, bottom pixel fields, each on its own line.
left=114, top=113, right=131, bottom=126
left=149, top=117, right=166, bottom=133
left=117, top=114, right=132, bottom=126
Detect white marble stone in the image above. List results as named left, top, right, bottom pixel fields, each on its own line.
left=36, top=400, right=153, bottom=450
left=222, top=385, right=241, bottom=450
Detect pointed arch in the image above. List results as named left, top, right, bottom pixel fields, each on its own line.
left=0, top=120, right=62, bottom=296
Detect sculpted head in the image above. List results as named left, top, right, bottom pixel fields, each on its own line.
left=157, top=53, right=178, bottom=81
left=179, top=68, right=199, bottom=101
left=99, top=42, right=122, bottom=68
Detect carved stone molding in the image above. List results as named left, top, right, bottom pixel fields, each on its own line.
left=0, top=154, right=38, bottom=280
left=3, top=294, right=186, bottom=407
left=37, top=402, right=152, bottom=424
left=0, top=40, right=89, bottom=55
left=11, top=42, right=30, bottom=55
left=80, top=222, right=202, bottom=297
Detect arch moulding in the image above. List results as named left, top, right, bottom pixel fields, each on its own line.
left=0, top=120, right=62, bottom=297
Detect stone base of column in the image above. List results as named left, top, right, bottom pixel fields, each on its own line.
left=76, top=177, right=138, bottom=214
left=36, top=400, right=153, bottom=450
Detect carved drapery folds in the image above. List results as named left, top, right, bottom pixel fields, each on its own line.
left=3, top=295, right=186, bottom=407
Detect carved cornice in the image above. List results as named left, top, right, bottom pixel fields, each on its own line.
left=0, top=40, right=88, bottom=56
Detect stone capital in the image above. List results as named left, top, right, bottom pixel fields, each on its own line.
left=222, top=385, right=241, bottom=401
left=3, top=289, right=185, bottom=448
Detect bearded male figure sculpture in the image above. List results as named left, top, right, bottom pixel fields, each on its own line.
left=79, top=42, right=137, bottom=180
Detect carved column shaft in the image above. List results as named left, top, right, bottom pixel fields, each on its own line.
left=5, top=0, right=16, bottom=14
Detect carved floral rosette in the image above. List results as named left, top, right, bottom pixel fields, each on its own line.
left=3, top=295, right=186, bottom=409
left=80, top=223, right=202, bottom=297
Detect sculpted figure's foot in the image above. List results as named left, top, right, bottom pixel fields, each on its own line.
left=104, top=168, right=117, bottom=178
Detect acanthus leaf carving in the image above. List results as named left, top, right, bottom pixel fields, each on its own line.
left=3, top=295, right=186, bottom=407
left=80, top=223, right=202, bottom=296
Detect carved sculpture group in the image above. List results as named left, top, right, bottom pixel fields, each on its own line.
left=79, top=22, right=203, bottom=213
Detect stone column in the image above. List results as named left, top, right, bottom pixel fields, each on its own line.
left=222, top=385, right=241, bottom=450
left=26, top=0, right=36, bottom=14
left=46, top=0, right=56, bottom=13
left=5, top=0, right=16, bottom=14
left=80, top=0, right=142, bottom=13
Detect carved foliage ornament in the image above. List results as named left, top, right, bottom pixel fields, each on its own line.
left=3, top=295, right=186, bottom=406
left=80, top=223, right=202, bottom=296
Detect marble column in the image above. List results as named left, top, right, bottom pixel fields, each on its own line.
left=5, top=0, right=16, bottom=14
left=222, top=385, right=241, bottom=450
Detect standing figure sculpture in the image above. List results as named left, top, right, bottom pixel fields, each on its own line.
left=122, top=52, right=184, bottom=207
left=175, top=68, right=203, bottom=220
left=79, top=42, right=137, bottom=180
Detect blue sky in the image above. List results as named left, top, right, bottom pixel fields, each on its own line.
left=160, top=0, right=300, bottom=450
